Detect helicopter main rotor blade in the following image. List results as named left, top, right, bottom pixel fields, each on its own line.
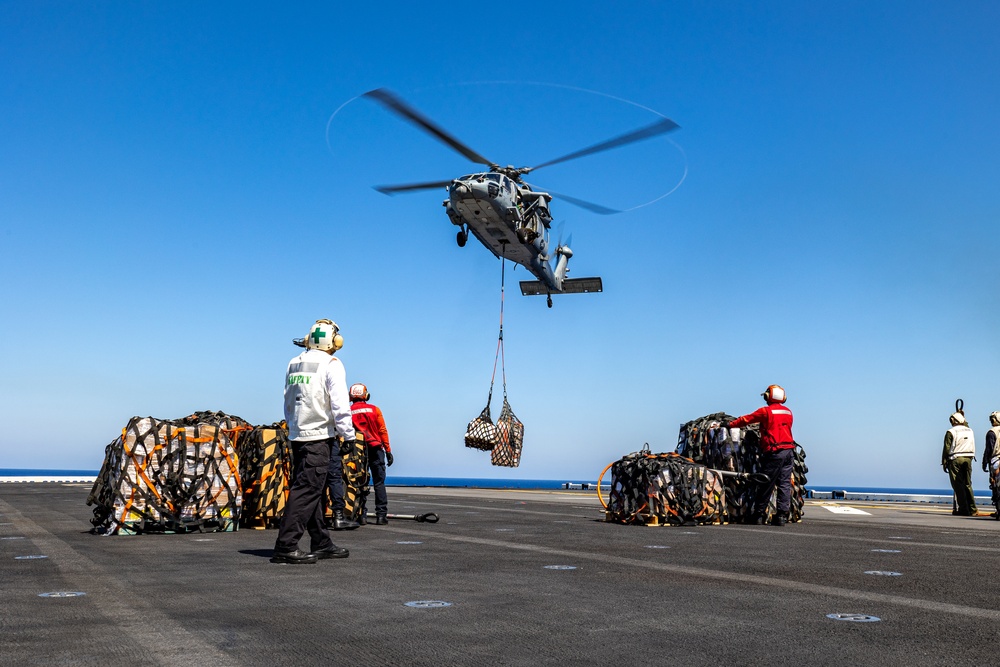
left=527, top=117, right=680, bottom=172
left=364, top=88, right=496, bottom=167
left=524, top=181, right=621, bottom=215
left=374, top=179, right=454, bottom=195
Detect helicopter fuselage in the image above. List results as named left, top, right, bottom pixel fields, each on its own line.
left=443, top=172, right=569, bottom=292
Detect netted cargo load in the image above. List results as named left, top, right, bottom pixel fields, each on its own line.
left=465, top=398, right=525, bottom=468
left=87, top=414, right=243, bottom=535
left=600, top=446, right=726, bottom=526
left=676, top=413, right=808, bottom=524
left=464, top=406, right=497, bottom=451
left=490, top=398, right=524, bottom=468
left=464, top=257, right=526, bottom=467
left=238, top=424, right=292, bottom=529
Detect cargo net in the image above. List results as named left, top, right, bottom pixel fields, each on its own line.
left=87, top=412, right=248, bottom=535
left=463, top=256, right=524, bottom=467
left=602, top=446, right=724, bottom=526
left=676, top=412, right=808, bottom=524
left=464, top=398, right=524, bottom=468
left=238, top=423, right=292, bottom=529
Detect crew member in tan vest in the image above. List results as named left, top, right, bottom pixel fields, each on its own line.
left=982, top=412, right=1000, bottom=517
left=942, top=410, right=978, bottom=516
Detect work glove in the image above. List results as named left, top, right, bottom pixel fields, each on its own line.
left=386, top=452, right=394, bottom=467
left=339, top=438, right=356, bottom=455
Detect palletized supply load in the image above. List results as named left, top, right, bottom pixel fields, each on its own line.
left=87, top=411, right=375, bottom=534
left=238, top=423, right=292, bottom=529
left=676, top=412, right=808, bottom=524
left=598, top=412, right=808, bottom=527
left=87, top=412, right=249, bottom=535
left=600, top=446, right=725, bottom=525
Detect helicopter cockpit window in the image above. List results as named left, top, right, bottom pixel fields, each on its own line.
left=486, top=173, right=501, bottom=182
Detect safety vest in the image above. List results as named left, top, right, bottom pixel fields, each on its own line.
left=283, top=349, right=354, bottom=442
left=988, top=427, right=1000, bottom=484
left=946, top=425, right=976, bottom=459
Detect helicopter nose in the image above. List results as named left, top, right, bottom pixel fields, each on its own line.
left=452, top=182, right=470, bottom=195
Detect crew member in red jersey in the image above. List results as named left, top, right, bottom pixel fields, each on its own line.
left=729, top=385, right=795, bottom=526
left=349, top=383, right=393, bottom=525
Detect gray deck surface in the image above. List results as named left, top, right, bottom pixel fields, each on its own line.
left=2, top=482, right=998, bottom=666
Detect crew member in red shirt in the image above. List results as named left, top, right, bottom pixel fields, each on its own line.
left=349, top=383, right=393, bottom=525
left=729, top=385, right=796, bottom=526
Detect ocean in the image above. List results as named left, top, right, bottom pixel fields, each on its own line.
left=0, top=469, right=978, bottom=495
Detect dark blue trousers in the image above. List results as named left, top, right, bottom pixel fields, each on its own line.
left=274, top=439, right=335, bottom=553
left=368, top=446, right=388, bottom=515
left=326, top=445, right=345, bottom=512
left=754, top=448, right=795, bottom=516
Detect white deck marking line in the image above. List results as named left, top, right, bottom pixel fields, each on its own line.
left=821, top=505, right=873, bottom=515
left=385, top=526, right=1000, bottom=620
left=0, top=497, right=240, bottom=667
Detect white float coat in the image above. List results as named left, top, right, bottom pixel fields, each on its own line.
left=283, top=349, right=356, bottom=442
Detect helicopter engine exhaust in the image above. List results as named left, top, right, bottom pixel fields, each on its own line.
left=554, top=244, right=573, bottom=287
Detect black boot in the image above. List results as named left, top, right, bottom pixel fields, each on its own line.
left=771, top=513, right=788, bottom=527
left=270, top=549, right=317, bottom=565
left=333, top=509, right=360, bottom=531
left=375, top=513, right=388, bottom=525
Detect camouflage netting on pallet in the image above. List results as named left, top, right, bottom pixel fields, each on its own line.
left=605, top=447, right=725, bottom=526
left=87, top=412, right=248, bottom=535
left=238, top=423, right=292, bottom=529
left=676, top=412, right=808, bottom=524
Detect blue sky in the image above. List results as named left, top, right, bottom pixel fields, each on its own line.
left=2, top=2, right=998, bottom=490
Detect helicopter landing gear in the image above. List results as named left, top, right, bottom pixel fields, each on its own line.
left=457, top=228, right=468, bottom=247
left=546, top=295, right=553, bottom=308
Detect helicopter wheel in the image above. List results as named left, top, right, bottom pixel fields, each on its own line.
left=547, top=295, right=553, bottom=308
left=456, top=229, right=468, bottom=247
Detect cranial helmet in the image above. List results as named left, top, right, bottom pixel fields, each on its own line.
left=990, top=412, right=1000, bottom=427
left=762, top=384, right=786, bottom=404
left=349, top=383, right=370, bottom=402
left=950, top=411, right=968, bottom=426
left=305, top=319, right=343, bottom=352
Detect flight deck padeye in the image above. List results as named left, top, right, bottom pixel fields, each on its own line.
left=363, top=88, right=679, bottom=308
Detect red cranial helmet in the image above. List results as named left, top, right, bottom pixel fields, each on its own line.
left=762, top=385, right=786, bottom=404
left=349, top=383, right=370, bottom=402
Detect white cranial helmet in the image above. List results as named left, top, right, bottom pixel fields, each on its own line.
left=305, top=319, right=343, bottom=352
left=990, top=412, right=1000, bottom=426
left=950, top=412, right=967, bottom=426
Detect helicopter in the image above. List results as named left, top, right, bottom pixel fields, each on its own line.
left=363, top=88, right=679, bottom=307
